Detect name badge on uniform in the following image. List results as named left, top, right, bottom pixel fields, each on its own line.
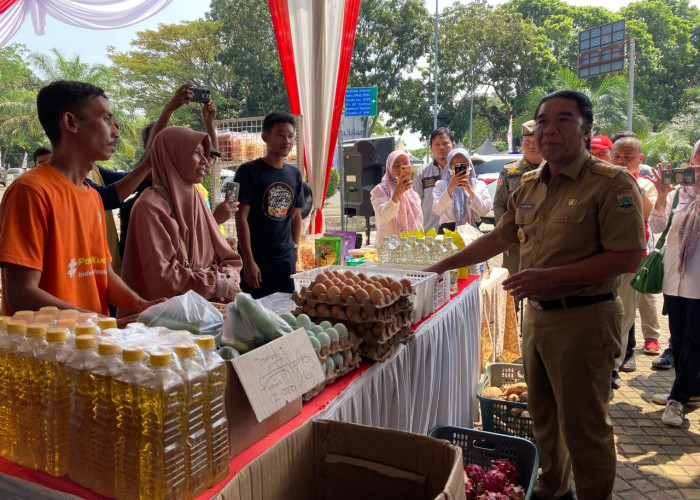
left=519, top=203, right=534, bottom=210
left=517, top=228, right=527, bottom=243
left=422, top=176, right=439, bottom=189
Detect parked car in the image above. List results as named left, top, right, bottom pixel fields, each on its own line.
left=470, top=153, right=523, bottom=225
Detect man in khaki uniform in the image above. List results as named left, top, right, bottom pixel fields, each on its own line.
left=493, top=120, right=542, bottom=278
left=426, top=90, right=646, bottom=500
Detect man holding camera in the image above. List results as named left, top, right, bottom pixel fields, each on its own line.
left=426, top=90, right=646, bottom=500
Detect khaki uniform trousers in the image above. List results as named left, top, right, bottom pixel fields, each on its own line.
left=638, top=292, right=661, bottom=339
left=523, top=297, right=623, bottom=500
left=615, top=273, right=638, bottom=369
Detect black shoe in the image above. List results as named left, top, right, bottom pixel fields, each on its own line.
left=611, top=370, right=622, bottom=389
left=652, top=348, right=674, bottom=369
left=532, top=488, right=575, bottom=500
left=620, top=355, right=636, bottom=372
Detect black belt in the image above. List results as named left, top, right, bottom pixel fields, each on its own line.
left=529, top=292, right=618, bottom=311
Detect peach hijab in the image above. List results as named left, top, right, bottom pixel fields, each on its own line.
left=121, top=126, right=241, bottom=302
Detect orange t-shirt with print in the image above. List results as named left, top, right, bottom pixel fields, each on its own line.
left=0, top=164, right=111, bottom=316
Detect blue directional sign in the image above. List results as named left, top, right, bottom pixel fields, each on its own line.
left=344, top=87, right=378, bottom=117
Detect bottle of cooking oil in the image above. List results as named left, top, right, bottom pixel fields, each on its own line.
left=138, top=351, right=187, bottom=500
left=75, top=323, right=96, bottom=338
left=193, top=335, right=229, bottom=486
left=66, top=335, right=100, bottom=488
left=56, top=318, right=77, bottom=341
left=174, top=345, right=209, bottom=497
left=96, top=317, right=117, bottom=334
left=12, top=310, right=35, bottom=323
left=113, top=348, right=150, bottom=500
left=90, top=341, right=124, bottom=497
left=14, top=323, right=47, bottom=470
left=0, top=320, right=25, bottom=460
left=38, top=328, right=73, bottom=477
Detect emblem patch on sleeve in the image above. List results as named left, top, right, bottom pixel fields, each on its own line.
left=617, top=193, right=635, bottom=213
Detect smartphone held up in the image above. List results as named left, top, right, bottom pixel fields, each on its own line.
left=190, top=88, right=211, bottom=104
left=659, top=161, right=696, bottom=185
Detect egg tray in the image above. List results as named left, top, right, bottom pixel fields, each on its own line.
left=315, top=331, right=362, bottom=360
left=303, top=352, right=362, bottom=401
left=293, top=297, right=413, bottom=324
left=358, top=338, right=397, bottom=363
left=346, top=315, right=412, bottom=344
left=291, top=288, right=413, bottom=316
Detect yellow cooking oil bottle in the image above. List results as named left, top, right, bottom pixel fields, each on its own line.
left=193, top=335, right=229, bottom=486
left=0, top=319, right=24, bottom=460
left=113, top=347, right=150, bottom=500
left=75, top=323, right=96, bottom=337
left=138, top=351, right=187, bottom=500
left=173, top=345, right=209, bottom=498
left=89, top=341, right=124, bottom=497
left=38, top=328, right=73, bottom=477
left=15, top=323, right=47, bottom=470
left=96, top=317, right=117, bottom=334
left=66, top=335, right=100, bottom=488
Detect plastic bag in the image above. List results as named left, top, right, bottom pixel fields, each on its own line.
left=138, top=290, right=224, bottom=342
left=222, top=293, right=292, bottom=352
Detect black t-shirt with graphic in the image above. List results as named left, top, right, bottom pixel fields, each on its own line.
left=234, top=158, right=304, bottom=258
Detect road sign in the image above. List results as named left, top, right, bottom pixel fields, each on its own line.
left=578, top=20, right=625, bottom=78
left=344, top=87, right=377, bottom=117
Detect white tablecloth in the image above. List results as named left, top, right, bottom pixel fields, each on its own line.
left=317, top=279, right=482, bottom=433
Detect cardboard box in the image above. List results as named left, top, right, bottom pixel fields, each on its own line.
left=223, top=419, right=466, bottom=500
left=224, top=329, right=325, bottom=457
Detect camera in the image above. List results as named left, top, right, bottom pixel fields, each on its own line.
left=661, top=167, right=695, bottom=185
left=190, top=88, right=211, bottom=104
left=454, top=163, right=468, bottom=176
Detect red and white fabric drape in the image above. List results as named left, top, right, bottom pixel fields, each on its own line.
left=269, top=0, right=361, bottom=234
left=0, top=0, right=173, bottom=47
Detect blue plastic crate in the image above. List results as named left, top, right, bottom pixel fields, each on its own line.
left=429, top=425, right=539, bottom=500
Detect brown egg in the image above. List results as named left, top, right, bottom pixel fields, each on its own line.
left=343, top=270, right=355, bottom=279
left=357, top=272, right=368, bottom=281
left=380, top=287, right=392, bottom=298
left=354, top=288, right=369, bottom=304
left=389, top=281, right=403, bottom=293
left=346, top=307, right=355, bottom=319
left=314, top=274, right=325, bottom=285
left=340, top=286, right=354, bottom=302
left=312, top=283, right=327, bottom=298
left=360, top=310, right=369, bottom=320
left=331, top=305, right=343, bottom=317
left=400, top=278, right=412, bottom=290
left=317, top=303, right=329, bottom=315
left=369, top=288, right=384, bottom=306
left=327, top=285, right=341, bottom=301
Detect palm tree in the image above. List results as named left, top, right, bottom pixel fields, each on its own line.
left=518, top=68, right=650, bottom=139
left=0, top=49, right=140, bottom=168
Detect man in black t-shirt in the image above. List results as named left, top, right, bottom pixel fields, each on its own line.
left=234, top=112, right=304, bottom=298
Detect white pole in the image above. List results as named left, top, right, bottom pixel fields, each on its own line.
left=627, top=38, right=635, bottom=131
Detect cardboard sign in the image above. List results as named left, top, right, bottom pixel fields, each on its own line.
left=231, top=328, right=325, bottom=422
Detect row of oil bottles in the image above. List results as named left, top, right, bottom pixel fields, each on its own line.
left=0, top=306, right=229, bottom=500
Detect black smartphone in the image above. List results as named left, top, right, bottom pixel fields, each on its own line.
left=225, top=181, right=240, bottom=203
left=191, top=88, right=211, bottom=104
left=454, top=163, right=468, bottom=176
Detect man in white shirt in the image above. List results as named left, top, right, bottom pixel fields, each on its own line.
left=610, top=132, right=661, bottom=388
left=412, top=128, right=455, bottom=232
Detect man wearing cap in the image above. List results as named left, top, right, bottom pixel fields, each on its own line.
left=493, top=120, right=542, bottom=278
left=413, top=127, right=455, bottom=232
left=591, top=135, right=613, bottom=162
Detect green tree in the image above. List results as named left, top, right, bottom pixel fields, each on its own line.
left=348, top=0, right=432, bottom=135
left=208, top=0, right=289, bottom=116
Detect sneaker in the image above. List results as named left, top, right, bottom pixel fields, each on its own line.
left=620, top=355, right=636, bottom=372
left=652, top=348, right=674, bottom=369
left=652, top=394, right=700, bottom=408
left=611, top=370, right=622, bottom=389
left=661, top=400, right=684, bottom=427
left=644, top=338, right=660, bottom=354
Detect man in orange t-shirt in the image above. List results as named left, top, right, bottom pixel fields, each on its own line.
left=0, top=80, right=164, bottom=316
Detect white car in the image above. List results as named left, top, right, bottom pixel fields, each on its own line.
left=470, top=153, right=523, bottom=225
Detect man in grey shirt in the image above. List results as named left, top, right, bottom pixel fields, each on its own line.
left=412, top=127, right=455, bottom=232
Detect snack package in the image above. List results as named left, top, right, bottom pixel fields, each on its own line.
left=315, top=237, right=342, bottom=267
left=296, top=236, right=317, bottom=271
left=324, top=231, right=357, bottom=259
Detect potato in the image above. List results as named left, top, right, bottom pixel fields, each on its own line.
left=483, top=387, right=503, bottom=399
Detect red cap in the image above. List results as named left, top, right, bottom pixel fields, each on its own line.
left=591, top=135, right=613, bottom=150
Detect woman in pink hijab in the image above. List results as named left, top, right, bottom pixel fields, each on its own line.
left=119, top=127, right=242, bottom=311
left=370, top=150, right=423, bottom=243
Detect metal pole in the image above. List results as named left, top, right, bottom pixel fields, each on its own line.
left=627, top=38, right=635, bottom=131
left=469, top=67, right=474, bottom=152
left=433, top=0, right=438, bottom=129
left=338, top=127, right=346, bottom=232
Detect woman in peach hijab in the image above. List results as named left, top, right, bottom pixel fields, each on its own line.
left=120, top=126, right=242, bottom=311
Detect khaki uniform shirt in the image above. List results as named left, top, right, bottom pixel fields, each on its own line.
left=493, top=157, right=540, bottom=224
left=492, top=150, right=646, bottom=300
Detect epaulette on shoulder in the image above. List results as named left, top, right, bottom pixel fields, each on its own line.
left=521, top=168, right=541, bottom=182
left=503, top=159, right=518, bottom=169
left=590, top=161, right=626, bottom=178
